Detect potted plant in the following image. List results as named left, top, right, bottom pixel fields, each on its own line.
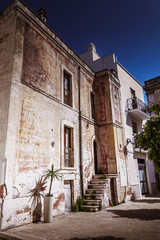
left=28, top=177, right=47, bottom=223
left=43, top=164, right=60, bottom=223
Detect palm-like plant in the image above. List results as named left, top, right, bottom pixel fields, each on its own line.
left=28, top=177, right=47, bottom=208
left=28, top=177, right=47, bottom=222
left=43, top=164, right=61, bottom=196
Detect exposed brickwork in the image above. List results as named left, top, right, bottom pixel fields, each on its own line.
left=53, top=193, right=65, bottom=209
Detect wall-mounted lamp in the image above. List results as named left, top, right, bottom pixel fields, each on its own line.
left=126, top=138, right=135, bottom=145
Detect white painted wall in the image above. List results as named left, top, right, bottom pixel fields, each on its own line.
left=80, top=44, right=117, bottom=72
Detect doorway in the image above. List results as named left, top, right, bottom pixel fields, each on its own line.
left=93, top=140, right=98, bottom=174
left=138, top=159, right=148, bottom=194
left=110, top=178, right=116, bottom=205
left=64, top=180, right=73, bottom=213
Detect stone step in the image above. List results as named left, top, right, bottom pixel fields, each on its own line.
left=93, top=174, right=107, bottom=180
left=84, top=194, right=102, bottom=200
left=80, top=175, right=108, bottom=213
left=81, top=205, right=99, bottom=212
left=90, top=179, right=108, bottom=184
left=83, top=199, right=101, bottom=205
left=88, top=183, right=106, bottom=189
left=86, top=189, right=103, bottom=194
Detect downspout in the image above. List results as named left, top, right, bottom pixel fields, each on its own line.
left=78, top=66, right=84, bottom=197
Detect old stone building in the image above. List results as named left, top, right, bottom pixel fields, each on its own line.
left=144, top=76, right=160, bottom=105
left=80, top=43, right=158, bottom=198
left=144, top=76, right=160, bottom=192
left=0, top=0, right=157, bottom=230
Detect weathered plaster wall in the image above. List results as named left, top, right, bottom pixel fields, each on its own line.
left=80, top=71, right=94, bottom=118
left=95, top=125, right=116, bottom=174
left=95, top=82, right=108, bottom=122
left=81, top=120, right=95, bottom=191
left=0, top=9, right=16, bottom=183
left=111, top=82, right=122, bottom=124
left=1, top=3, right=95, bottom=229
left=0, top=8, right=17, bottom=227
left=94, top=71, right=117, bottom=174
left=21, top=23, right=79, bottom=110
left=94, top=70, right=129, bottom=202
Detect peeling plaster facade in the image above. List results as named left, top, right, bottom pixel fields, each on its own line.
left=144, top=76, right=160, bottom=106
left=80, top=44, right=158, bottom=199
left=0, top=0, right=157, bottom=230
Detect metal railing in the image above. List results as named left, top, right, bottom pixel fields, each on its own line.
left=127, top=97, right=149, bottom=114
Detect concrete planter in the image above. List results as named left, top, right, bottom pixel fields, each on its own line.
left=44, top=196, right=54, bottom=223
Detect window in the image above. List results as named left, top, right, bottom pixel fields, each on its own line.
left=132, top=122, right=137, bottom=134
left=91, top=93, right=96, bottom=120
left=64, top=126, right=73, bottom=167
left=130, top=88, right=136, bottom=100
left=130, top=88, right=137, bottom=109
left=64, top=71, right=72, bottom=107
left=132, top=122, right=138, bottom=147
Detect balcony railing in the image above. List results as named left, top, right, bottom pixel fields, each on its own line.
left=127, top=97, right=147, bottom=112
left=127, top=97, right=150, bottom=120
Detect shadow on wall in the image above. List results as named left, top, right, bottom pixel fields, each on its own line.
left=70, top=237, right=125, bottom=240
left=107, top=209, right=160, bottom=221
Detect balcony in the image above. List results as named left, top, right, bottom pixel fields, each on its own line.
left=127, top=97, right=150, bottom=120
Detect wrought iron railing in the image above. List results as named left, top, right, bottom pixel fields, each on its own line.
left=127, top=97, right=149, bottom=114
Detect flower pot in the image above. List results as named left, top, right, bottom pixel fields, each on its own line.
left=44, top=196, right=54, bottom=223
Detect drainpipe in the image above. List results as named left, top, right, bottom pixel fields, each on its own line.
left=78, top=66, right=84, bottom=197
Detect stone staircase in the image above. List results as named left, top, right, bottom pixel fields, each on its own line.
left=82, top=175, right=108, bottom=212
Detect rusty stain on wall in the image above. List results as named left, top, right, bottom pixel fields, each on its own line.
left=16, top=206, right=31, bottom=215
left=112, top=84, right=121, bottom=123
left=22, top=24, right=59, bottom=98
left=95, top=82, right=107, bottom=121
left=53, top=193, right=65, bottom=209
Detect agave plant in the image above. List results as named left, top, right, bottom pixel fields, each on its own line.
left=28, top=177, right=47, bottom=222
left=43, top=164, right=61, bottom=196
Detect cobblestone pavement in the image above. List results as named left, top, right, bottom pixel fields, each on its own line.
left=0, top=197, right=160, bottom=240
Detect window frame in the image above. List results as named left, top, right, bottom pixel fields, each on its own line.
left=60, top=119, right=76, bottom=170
left=132, top=121, right=138, bottom=134
left=61, top=64, right=74, bottom=108
left=64, top=71, right=72, bottom=107
left=64, top=126, right=74, bottom=168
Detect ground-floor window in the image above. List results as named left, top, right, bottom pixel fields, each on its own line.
left=64, top=126, right=74, bottom=167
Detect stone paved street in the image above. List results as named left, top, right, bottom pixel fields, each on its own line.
left=0, top=197, right=160, bottom=240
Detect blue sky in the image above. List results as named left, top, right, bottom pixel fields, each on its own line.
left=1, top=0, right=160, bottom=86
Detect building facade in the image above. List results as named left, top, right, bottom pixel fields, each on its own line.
left=80, top=43, right=158, bottom=197
left=144, top=76, right=160, bottom=192
left=0, top=0, right=157, bottom=230
left=144, top=76, right=160, bottom=105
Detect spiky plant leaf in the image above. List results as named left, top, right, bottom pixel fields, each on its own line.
left=28, top=177, right=47, bottom=209
left=43, top=164, right=61, bottom=196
